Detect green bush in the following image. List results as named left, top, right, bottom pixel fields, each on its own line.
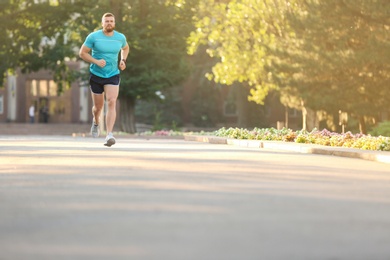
left=369, top=121, right=390, bottom=137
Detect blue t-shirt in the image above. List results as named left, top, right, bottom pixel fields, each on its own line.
left=83, top=29, right=127, bottom=78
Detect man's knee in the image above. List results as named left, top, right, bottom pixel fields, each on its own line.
left=106, top=97, right=117, bottom=108
left=93, top=104, right=104, bottom=111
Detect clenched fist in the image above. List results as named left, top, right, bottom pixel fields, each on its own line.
left=96, top=59, right=106, bottom=68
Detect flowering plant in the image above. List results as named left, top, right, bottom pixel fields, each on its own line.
left=214, top=127, right=390, bottom=151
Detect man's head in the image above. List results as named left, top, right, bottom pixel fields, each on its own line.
left=102, top=13, right=115, bottom=33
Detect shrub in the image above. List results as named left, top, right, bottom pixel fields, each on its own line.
left=370, top=121, right=390, bottom=137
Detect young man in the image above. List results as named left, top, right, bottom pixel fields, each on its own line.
left=79, top=13, right=129, bottom=147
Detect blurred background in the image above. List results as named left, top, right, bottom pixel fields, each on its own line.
left=0, top=0, right=389, bottom=135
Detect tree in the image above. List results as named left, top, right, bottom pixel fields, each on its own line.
left=281, top=0, right=390, bottom=133
left=188, top=0, right=281, bottom=105
left=1, top=0, right=94, bottom=89
left=117, top=0, right=197, bottom=133
left=187, top=0, right=390, bottom=133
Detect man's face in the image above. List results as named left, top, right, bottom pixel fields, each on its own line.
left=102, top=16, right=115, bottom=32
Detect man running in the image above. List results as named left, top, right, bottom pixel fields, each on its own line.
left=79, top=12, right=129, bottom=147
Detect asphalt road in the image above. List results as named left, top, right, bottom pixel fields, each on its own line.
left=1, top=136, right=390, bottom=260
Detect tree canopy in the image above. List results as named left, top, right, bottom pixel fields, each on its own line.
left=2, top=0, right=196, bottom=133
left=188, top=0, right=390, bottom=133
left=282, top=0, right=390, bottom=132
left=0, top=0, right=93, bottom=88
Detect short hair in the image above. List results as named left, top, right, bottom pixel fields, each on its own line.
left=102, top=13, right=115, bottom=20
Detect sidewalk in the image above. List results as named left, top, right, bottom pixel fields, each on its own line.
left=0, top=123, right=90, bottom=136
left=184, top=135, right=390, bottom=165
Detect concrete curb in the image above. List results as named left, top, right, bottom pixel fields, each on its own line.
left=184, top=135, right=390, bottom=165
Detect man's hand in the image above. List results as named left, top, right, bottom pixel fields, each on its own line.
left=96, top=59, right=106, bottom=68
left=119, top=60, right=126, bottom=71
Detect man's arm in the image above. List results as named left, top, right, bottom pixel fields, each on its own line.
left=79, top=44, right=106, bottom=68
left=121, top=44, right=130, bottom=61
left=119, top=44, right=130, bottom=71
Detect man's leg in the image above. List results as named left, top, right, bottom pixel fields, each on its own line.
left=104, top=85, right=119, bottom=134
left=103, top=85, right=119, bottom=147
left=90, top=91, right=104, bottom=138
left=91, top=92, right=104, bottom=125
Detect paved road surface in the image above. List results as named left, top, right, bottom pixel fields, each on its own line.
left=1, top=136, right=390, bottom=260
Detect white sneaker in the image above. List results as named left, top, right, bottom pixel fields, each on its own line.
left=91, top=122, right=99, bottom=138
left=104, top=133, right=116, bottom=147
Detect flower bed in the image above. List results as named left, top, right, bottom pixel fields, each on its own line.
left=214, top=127, right=390, bottom=152
left=137, top=130, right=184, bottom=137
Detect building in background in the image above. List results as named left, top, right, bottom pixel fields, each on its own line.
left=0, top=62, right=90, bottom=124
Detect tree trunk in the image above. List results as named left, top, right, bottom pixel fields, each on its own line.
left=306, top=108, right=318, bottom=131
left=301, top=100, right=307, bottom=131
left=284, top=106, right=289, bottom=129
left=359, top=115, right=367, bottom=134
left=119, top=96, right=137, bottom=133
left=300, top=99, right=318, bottom=131
left=302, top=108, right=307, bottom=131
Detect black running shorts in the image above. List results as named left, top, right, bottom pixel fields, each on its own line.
left=89, top=73, right=120, bottom=94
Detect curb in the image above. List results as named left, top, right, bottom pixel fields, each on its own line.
left=184, top=135, right=390, bottom=165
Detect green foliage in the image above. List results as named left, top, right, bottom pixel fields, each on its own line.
left=369, top=121, right=390, bottom=137
left=187, top=0, right=390, bottom=132
left=119, top=0, right=196, bottom=101
left=271, top=0, right=390, bottom=132
left=379, top=139, right=390, bottom=152
left=188, top=0, right=280, bottom=105
left=114, top=0, right=198, bottom=132
left=215, top=127, right=295, bottom=141
left=135, top=86, right=184, bottom=131
left=190, top=82, right=221, bottom=127
left=281, top=0, right=390, bottom=117
left=1, top=0, right=94, bottom=87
